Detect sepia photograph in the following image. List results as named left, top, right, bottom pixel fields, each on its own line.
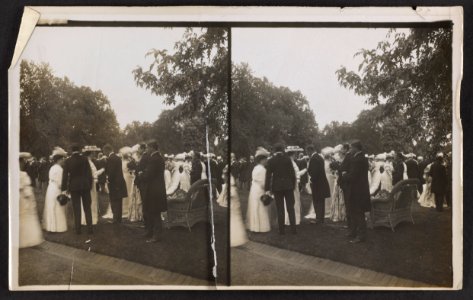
left=230, top=25, right=457, bottom=288
left=10, top=24, right=229, bottom=288
left=7, top=6, right=463, bottom=291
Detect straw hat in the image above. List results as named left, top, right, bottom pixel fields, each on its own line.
left=285, top=145, right=304, bottom=153
left=82, top=145, right=101, bottom=153
left=255, top=147, right=270, bottom=158
left=174, top=153, right=186, bottom=161
left=119, top=146, right=132, bottom=156
left=321, top=147, right=334, bottom=157
left=19, top=152, right=32, bottom=159
left=375, top=153, right=386, bottom=161
left=52, top=147, right=67, bottom=157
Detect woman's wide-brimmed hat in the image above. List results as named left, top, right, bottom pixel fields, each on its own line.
left=119, top=146, right=132, bottom=156
left=51, top=147, right=67, bottom=157
left=82, top=145, right=101, bottom=153
left=19, top=152, right=32, bottom=159
left=255, top=147, right=270, bottom=158
left=285, top=145, right=304, bottom=153
left=174, top=153, right=186, bottom=161
left=375, top=153, right=386, bottom=161
left=321, top=147, right=334, bottom=157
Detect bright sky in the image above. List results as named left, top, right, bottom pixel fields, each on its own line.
left=232, top=27, right=405, bottom=128
left=21, top=27, right=188, bottom=129
left=21, top=26, right=406, bottom=130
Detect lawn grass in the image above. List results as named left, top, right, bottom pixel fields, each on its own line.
left=33, top=187, right=229, bottom=285
left=238, top=188, right=453, bottom=287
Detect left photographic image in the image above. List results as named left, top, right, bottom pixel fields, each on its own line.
left=10, top=25, right=229, bottom=288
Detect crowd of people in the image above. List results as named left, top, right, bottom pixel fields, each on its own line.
left=18, top=141, right=226, bottom=248
left=231, top=141, right=452, bottom=245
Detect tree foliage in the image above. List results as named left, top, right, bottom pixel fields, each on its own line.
left=132, top=28, right=228, bottom=138
left=336, top=27, right=452, bottom=156
left=232, top=63, right=319, bottom=157
left=20, top=60, right=122, bottom=157
left=121, top=105, right=225, bottom=156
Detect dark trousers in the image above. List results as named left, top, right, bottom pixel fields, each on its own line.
left=71, top=190, right=92, bottom=233
left=147, top=199, right=163, bottom=238
left=434, top=191, right=445, bottom=211
left=110, top=196, right=123, bottom=223
left=347, top=204, right=366, bottom=239
left=139, top=185, right=150, bottom=232
left=311, top=183, right=326, bottom=223
left=273, top=189, right=296, bottom=233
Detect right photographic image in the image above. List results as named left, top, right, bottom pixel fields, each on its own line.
left=230, top=26, right=454, bottom=288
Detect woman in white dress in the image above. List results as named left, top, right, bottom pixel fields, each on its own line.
left=418, top=163, right=436, bottom=208
left=42, top=147, right=68, bottom=232
left=19, top=152, right=44, bottom=248
left=121, top=147, right=134, bottom=219
left=284, top=146, right=306, bottom=226
left=166, top=153, right=192, bottom=196
left=329, top=144, right=347, bottom=222
left=246, top=148, right=271, bottom=232
left=369, top=153, right=393, bottom=196
left=128, top=144, right=143, bottom=222
left=322, top=147, right=336, bottom=218
left=217, top=165, right=247, bottom=247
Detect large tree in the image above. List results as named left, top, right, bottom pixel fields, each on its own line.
left=20, top=60, right=122, bottom=157
left=132, top=28, right=228, bottom=142
left=232, top=63, right=319, bottom=157
left=336, top=27, right=452, bottom=156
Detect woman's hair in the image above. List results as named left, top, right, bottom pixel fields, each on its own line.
left=255, top=155, right=268, bottom=163
left=52, top=154, right=64, bottom=163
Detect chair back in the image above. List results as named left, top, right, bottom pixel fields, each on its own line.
left=185, top=179, right=217, bottom=211
left=390, top=179, right=420, bottom=210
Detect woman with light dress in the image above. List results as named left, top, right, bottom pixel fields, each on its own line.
left=19, top=152, right=44, bottom=248
left=418, top=163, right=436, bottom=208
left=246, top=148, right=271, bottom=233
left=284, top=146, right=307, bottom=226
left=128, top=145, right=143, bottom=222
left=369, top=153, right=393, bottom=196
left=81, top=146, right=105, bottom=225
left=322, top=147, right=336, bottom=218
left=42, top=148, right=68, bottom=232
left=166, top=153, right=192, bottom=196
left=329, top=145, right=347, bottom=222
left=121, top=149, right=134, bottom=219
left=217, top=165, right=247, bottom=247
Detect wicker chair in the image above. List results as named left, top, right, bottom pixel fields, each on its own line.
left=370, top=178, right=419, bottom=232
left=165, top=179, right=216, bottom=232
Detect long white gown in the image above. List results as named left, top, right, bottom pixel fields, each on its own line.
left=324, top=159, right=336, bottom=218
left=81, top=159, right=104, bottom=225
left=122, top=159, right=133, bottom=219
left=217, top=175, right=247, bottom=247
left=418, top=163, right=436, bottom=208
left=20, top=171, right=44, bottom=248
left=284, top=160, right=306, bottom=225
left=43, top=164, right=67, bottom=232
left=246, top=164, right=271, bottom=232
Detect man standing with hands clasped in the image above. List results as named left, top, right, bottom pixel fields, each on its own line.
left=264, top=143, right=297, bottom=235
left=341, top=140, right=371, bottom=243
left=103, top=144, right=128, bottom=224
left=61, top=144, right=93, bottom=235
left=307, top=145, right=331, bottom=225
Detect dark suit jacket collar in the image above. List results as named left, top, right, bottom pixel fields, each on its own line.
left=151, top=151, right=160, bottom=157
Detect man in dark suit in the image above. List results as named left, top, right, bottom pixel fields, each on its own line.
left=142, top=140, right=167, bottom=242
left=392, top=152, right=405, bottom=185
left=307, top=145, right=330, bottom=224
left=341, top=141, right=371, bottom=243
left=61, top=145, right=93, bottom=234
left=265, top=143, right=297, bottom=234
left=405, top=154, right=421, bottom=192
left=190, top=151, right=203, bottom=185
left=103, top=144, right=128, bottom=224
left=429, top=153, right=448, bottom=212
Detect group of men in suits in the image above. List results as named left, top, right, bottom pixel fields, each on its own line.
left=60, top=141, right=167, bottom=242
left=264, top=141, right=370, bottom=243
